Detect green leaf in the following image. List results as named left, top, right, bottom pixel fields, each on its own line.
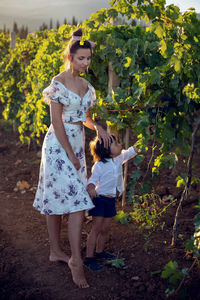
left=131, top=169, right=141, bottom=180
left=134, top=154, right=145, bottom=166
left=106, top=258, right=125, bottom=268
left=169, top=272, right=181, bottom=285
left=107, top=8, right=118, bottom=19
left=160, top=39, right=167, bottom=57
left=171, top=56, right=181, bottom=72
left=138, top=181, right=152, bottom=194
left=124, top=56, right=132, bottom=68
left=150, top=68, right=161, bottom=85
left=194, top=214, right=200, bottom=232
left=165, top=286, right=175, bottom=297
left=114, top=210, right=130, bottom=225
left=154, top=24, right=164, bottom=39
left=185, top=237, right=194, bottom=251
left=161, top=261, right=178, bottom=279
left=181, top=268, right=189, bottom=276
left=176, top=173, right=187, bottom=188
left=151, top=270, right=161, bottom=275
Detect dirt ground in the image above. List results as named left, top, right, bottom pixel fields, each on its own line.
left=0, top=120, right=200, bottom=300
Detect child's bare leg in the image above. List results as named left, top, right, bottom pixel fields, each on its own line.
left=96, top=218, right=112, bottom=253
left=68, top=210, right=89, bottom=288
left=46, top=215, right=69, bottom=263
left=86, top=216, right=104, bottom=257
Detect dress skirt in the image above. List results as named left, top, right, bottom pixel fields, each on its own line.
left=33, top=123, right=95, bottom=215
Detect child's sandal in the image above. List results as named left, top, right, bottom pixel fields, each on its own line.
left=84, top=257, right=104, bottom=271
left=95, top=250, right=116, bottom=260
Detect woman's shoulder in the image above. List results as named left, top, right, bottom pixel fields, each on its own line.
left=43, top=76, right=64, bottom=95
left=42, top=73, right=68, bottom=104
left=53, top=72, right=66, bottom=85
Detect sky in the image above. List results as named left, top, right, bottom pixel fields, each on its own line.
left=0, top=0, right=200, bottom=32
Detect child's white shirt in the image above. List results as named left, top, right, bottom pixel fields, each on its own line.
left=87, top=146, right=137, bottom=197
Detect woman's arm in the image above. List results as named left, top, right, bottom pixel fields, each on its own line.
left=83, top=110, right=112, bottom=148
left=50, top=102, right=81, bottom=170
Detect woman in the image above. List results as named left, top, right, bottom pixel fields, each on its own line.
left=33, top=28, right=111, bottom=288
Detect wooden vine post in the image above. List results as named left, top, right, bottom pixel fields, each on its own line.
left=107, top=61, right=119, bottom=139
left=10, top=32, right=16, bottom=49
left=122, top=128, right=130, bottom=207
left=10, top=32, right=17, bottom=132
left=108, top=61, right=129, bottom=207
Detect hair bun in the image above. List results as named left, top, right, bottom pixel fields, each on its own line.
left=72, top=28, right=82, bottom=37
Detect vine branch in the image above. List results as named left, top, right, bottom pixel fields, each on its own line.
left=174, top=257, right=198, bottom=295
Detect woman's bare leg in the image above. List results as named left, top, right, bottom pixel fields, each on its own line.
left=68, top=210, right=89, bottom=288
left=46, top=215, right=69, bottom=263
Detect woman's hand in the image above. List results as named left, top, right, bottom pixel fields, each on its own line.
left=84, top=110, right=113, bottom=148
left=68, top=153, right=81, bottom=170
left=87, top=184, right=97, bottom=199
left=95, top=125, right=113, bottom=148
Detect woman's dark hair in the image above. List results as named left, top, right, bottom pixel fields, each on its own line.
left=89, top=136, right=116, bottom=163
left=63, top=28, right=92, bottom=64
left=69, top=28, right=92, bottom=55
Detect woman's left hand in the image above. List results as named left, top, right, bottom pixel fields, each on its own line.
left=95, top=125, right=113, bottom=148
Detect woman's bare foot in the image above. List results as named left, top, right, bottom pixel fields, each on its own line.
left=68, top=257, right=89, bottom=288
left=49, top=250, right=69, bottom=263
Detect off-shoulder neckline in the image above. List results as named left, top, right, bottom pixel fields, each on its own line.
left=52, top=79, right=91, bottom=100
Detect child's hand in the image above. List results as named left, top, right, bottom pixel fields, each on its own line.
left=133, top=141, right=141, bottom=153
left=86, top=184, right=97, bottom=199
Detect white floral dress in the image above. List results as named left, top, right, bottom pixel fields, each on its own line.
left=33, top=78, right=95, bottom=215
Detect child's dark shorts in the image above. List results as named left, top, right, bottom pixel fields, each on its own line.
left=88, top=195, right=116, bottom=218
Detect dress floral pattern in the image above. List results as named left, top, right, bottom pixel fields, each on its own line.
left=33, top=78, right=96, bottom=215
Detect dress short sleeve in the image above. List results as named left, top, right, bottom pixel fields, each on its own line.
left=88, top=83, right=96, bottom=106
left=42, top=81, right=70, bottom=106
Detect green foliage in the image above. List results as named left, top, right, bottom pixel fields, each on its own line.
left=162, top=261, right=182, bottom=284
left=161, top=261, right=189, bottom=298
left=185, top=199, right=200, bottom=258
left=162, top=199, right=200, bottom=298
left=114, top=210, right=131, bottom=225
left=176, top=173, right=200, bottom=188
left=152, top=152, right=178, bottom=177
left=115, top=193, right=176, bottom=232
left=130, top=193, right=165, bottom=230
left=106, top=258, right=125, bottom=268
left=126, top=169, right=141, bottom=202
left=16, top=26, right=72, bottom=142
left=176, top=173, right=187, bottom=188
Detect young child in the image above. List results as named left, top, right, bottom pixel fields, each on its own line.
left=84, top=135, right=140, bottom=271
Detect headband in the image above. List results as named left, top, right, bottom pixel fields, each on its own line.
left=70, top=35, right=96, bottom=48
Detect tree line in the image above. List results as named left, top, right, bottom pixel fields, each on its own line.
left=0, top=16, right=78, bottom=39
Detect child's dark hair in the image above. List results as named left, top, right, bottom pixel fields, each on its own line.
left=89, top=136, right=116, bottom=163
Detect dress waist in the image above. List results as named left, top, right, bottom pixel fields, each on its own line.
left=63, top=121, right=83, bottom=125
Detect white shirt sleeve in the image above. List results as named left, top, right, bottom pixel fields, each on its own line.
left=87, top=163, right=100, bottom=187
left=118, top=146, right=137, bottom=164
